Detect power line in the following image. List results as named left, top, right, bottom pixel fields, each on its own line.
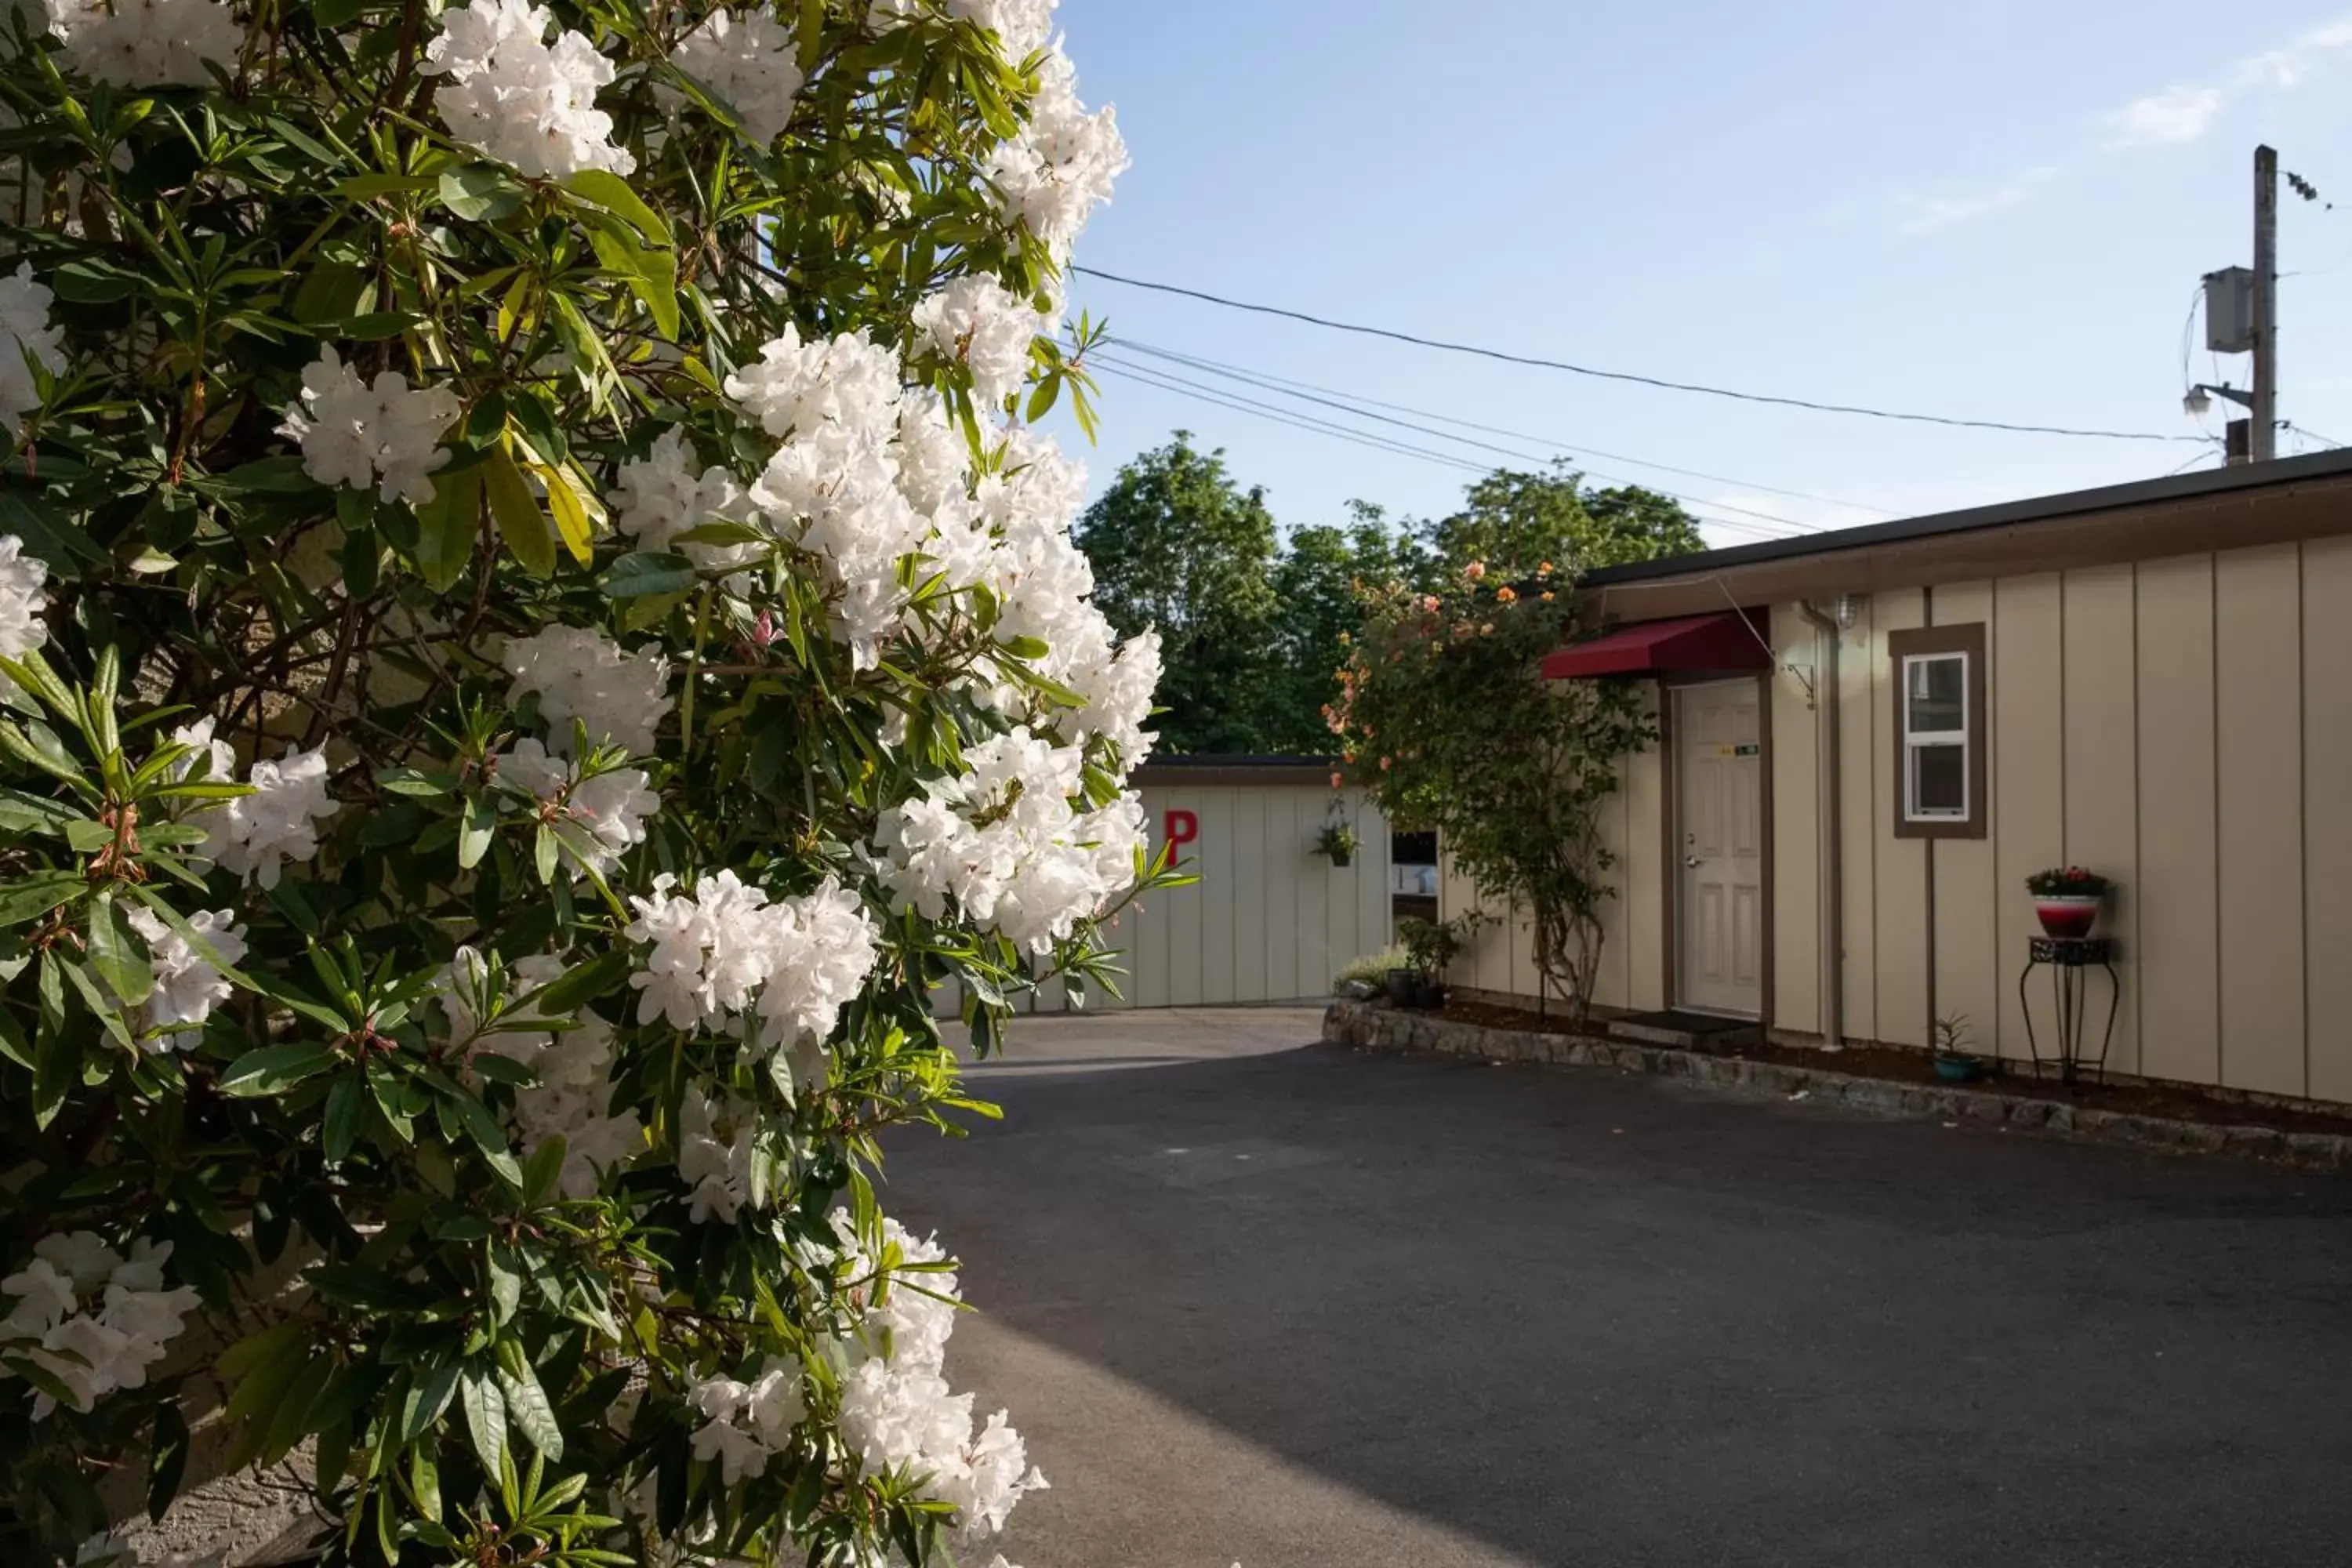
left=1072, top=265, right=2205, bottom=445
left=1110, top=339, right=1891, bottom=517
left=1093, top=352, right=1824, bottom=535
left=1091, top=360, right=1816, bottom=543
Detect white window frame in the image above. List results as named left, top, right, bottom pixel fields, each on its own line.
left=1901, top=651, right=1970, bottom=825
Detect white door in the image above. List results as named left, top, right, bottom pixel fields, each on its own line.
left=1675, top=681, right=1764, bottom=1018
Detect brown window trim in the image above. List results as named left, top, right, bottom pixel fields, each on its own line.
left=1888, top=623, right=1987, bottom=840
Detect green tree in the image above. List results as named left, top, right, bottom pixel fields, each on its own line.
left=1263, top=502, right=1426, bottom=753
left=1075, top=433, right=1281, bottom=753
left=1423, top=462, right=1704, bottom=578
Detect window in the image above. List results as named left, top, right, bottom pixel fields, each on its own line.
left=1888, top=624, right=1987, bottom=839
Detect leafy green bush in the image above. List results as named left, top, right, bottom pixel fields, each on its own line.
left=0, top=0, right=1168, bottom=1563
left=1334, top=946, right=1405, bottom=991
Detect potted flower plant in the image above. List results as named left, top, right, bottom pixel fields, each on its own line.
left=1931, top=1012, right=1991, bottom=1084
left=2026, top=866, right=2109, bottom=938
left=1314, top=820, right=1359, bottom=867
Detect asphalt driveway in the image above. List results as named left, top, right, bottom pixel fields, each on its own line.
left=886, top=1007, right=2352, bottom=1568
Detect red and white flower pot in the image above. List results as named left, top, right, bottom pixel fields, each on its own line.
left=2033, top=895, right=2103, bottom=939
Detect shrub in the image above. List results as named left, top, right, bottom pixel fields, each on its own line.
left=0, top=2, right=1167, bottom=1563
left=1334, top=946, right=1405, bottom=992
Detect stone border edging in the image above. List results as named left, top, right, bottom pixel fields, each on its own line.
left=1322, top=1000, right=2351, bottom=1174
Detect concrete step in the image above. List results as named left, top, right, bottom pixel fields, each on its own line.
left=1608, top=1011, right=1763, bottom=1052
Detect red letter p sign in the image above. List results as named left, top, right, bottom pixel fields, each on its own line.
left=1163, top=808, right=1198, bottom=854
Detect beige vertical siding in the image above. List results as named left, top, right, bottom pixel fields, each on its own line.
left=1991, top=575, right=2065, bottom=1063
left=1838, top=600, right=1879, bottom=1041
left=2215, top=544, right=2307, bottom=1096
left=1929, top=581, right=2002, bottom=1056
left=2303, top=537, right=2352, bottom=1103
left=2059, top=566, right=2139, bottom=1074
left=1871, top=590, right=1931, bottom=1047
left=2133, top=555, right=2220, bottom=1087
left=1075, top=783, right=1392, bottom=1010
left=1624, top=735, right=1668, bottom=1014
left=1769, top=608, right=1822, bottom=1034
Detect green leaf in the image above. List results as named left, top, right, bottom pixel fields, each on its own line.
left=219, top=1041, right=339, bottom=1098
left=408, top=1443, right=441, bottom=1522
left=377, top=766, right=458, bottom=797
left=85, top=890, right=153, bottom=1007
left=413, top=460, right=484, bottom=593
left=527, top=948, right=630, bottom=1015
left=565, top=169, right=669, bottom=246
left=223, top=455, right=324, bottom=494
left=438, top=165, right=525, bottom=223
left=586, top=221, right=681, bottom=341
left=599, top=551, right=697, bottom=600
left=483, top=448, right=554, bottom=577
left=332, top=170, right=433, bottom=198
left=442, top=1083, right=523, bottom=1185
left=457, top=793, right=496, bottom=871
left=324, top=1073, right=363, bottom=1162
left=147, top=1399, right=191, bottom=1522
left=496, top=1356, right=564, bottom=1461
left=461, top=1364, right=508, bottom=1479
left=332, top=310, right=420, bottom=341
left=399, top=1358, right=464, bottom=1446
left=488, top=1244, right=523, bottom=1323
left=50, top=259, right=137, bottom=303
left=521, top=1134, right=567, bottom=1207
left=0, top=869, right=84, bottom=928
left=0, top=786, right=76, bottom=835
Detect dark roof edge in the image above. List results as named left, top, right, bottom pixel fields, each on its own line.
left=1584, top=448, right=2352, bottom=586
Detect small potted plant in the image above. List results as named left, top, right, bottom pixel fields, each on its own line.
left=1931, top=1012, right=1991, bottom=1083
left=2025, top=866, right=2109, bottom=938
left=1398, top=913, right=1484, bottom=1008
left=1313, top=820, right=1359, bottom=868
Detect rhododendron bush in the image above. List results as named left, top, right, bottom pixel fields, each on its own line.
left=0, top=0, right=1163, bottom=1560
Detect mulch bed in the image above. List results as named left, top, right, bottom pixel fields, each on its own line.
left=1435, top=997, right=2352, bottom=1141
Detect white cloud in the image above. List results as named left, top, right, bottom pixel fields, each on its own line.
left=1897, top=165, right=2062, bottom=235
left=2236, top=16, right=2352, bottom=88
left=2100, top=84, right=2225, bottom=148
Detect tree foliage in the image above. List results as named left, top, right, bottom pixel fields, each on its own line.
left=0, top=2, right=1166, bottom=1564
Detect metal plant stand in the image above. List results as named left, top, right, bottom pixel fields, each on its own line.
left=2017, top=936, right=2120, bottom=1089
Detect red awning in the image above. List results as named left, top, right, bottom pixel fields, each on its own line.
left=1540, top=612, right=1772, bottom=680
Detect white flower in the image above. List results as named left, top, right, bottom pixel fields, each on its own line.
left=2, top=1233, right=198, bottom=1418
left=668, top=7, right=805, bottom=144
left=0, top=535, right=51, bottom=692
left=608, top=427, right=762, bottom=573
left=724, top=324, right=903, bottom=441
left=423, top=0, right=634, bottom=179
left=0, top=266, right=64, bottom=435
left=910, top=274, right=1054, bottom=412
left=985, top=45, right=1127, bottom=259
left=945, top=0, right=1054, bottom=60
left=214, top=745, right=339, bottom=888
left=503, top=624, right=674, bottom=757
left=277, top=347, right=462, bottom=506
left=44, top=0, right=241, bottom=88
left=496, top=736, right=659, bottom=877
left=685, top=1357, right=807, bottom=1483
left=121, top=906, right=245, bottom=1051
left=624, top=872, right=879, bottom=1055
left=674, top=1086, right=757, bottom=1222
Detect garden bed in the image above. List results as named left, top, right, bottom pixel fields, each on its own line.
left=1326, top=999, right=2352, bottom=1171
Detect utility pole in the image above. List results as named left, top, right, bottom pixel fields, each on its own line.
left=2253, top=144, right=2278, bottom=462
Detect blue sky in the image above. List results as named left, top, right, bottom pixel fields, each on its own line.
left=1044, top=1, right=2352, bottom=548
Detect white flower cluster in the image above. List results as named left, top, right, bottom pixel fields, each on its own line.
left=688, top=1358, right=808, bottom=1483
left=496, top=736, right=660, bottom=879
left=911, top=274, right=1054, bottom=412
left=503, top=624, right=674, bottom=757
left=43, top=0, right=241, bottom=89
left=984, top=45, right=1127, bottom=260
left=0, top=266, right=64, bottom=436
left=122, top=906, right=245, bottom=1052
left=423, top=0, right=634, bottom=180
left=0, top=534, right=51, bottom=695
left=668, top=7, right=805, bottom=145
left=819, top=1215, right=1047, bottom=1535
left=278, top=347, right=461, bottom=506
left=437, top=949, right=644, bottom=1196
left=945, top=0, right=1056, bottom=60
left=168, top=720, right=341, bottom=889
left=626, top=872, right=880, bottom=1059
left=1, top=1234, right=199, bottom=1419
left=608, top=427, right=761, bottom=574
left=675, top=1086, right=761, bottom=1223
left=873, top=728, right=1146, bottom=953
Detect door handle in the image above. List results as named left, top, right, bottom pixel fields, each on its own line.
left=1684, top=855, right=1702, bottom=869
